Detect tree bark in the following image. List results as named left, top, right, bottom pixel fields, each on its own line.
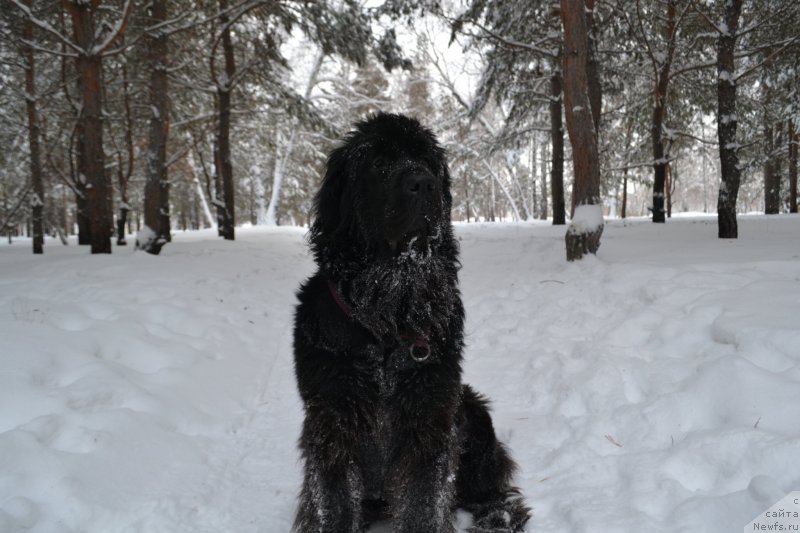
left=550, top=53, right=566, bottom=225
left=790, top=121, right=798, bottom=213
left=116, top=153, right=128, bottom=246
left=75, top=185, right=91, bottom=244
left=764, top=118, right=780, bottom=214
left=540, top=139, right=549, bottom=220
left=22, top=1, right=44, bottom=254
left=116, top=51, right=135, bottom=246
left=585, top=0, right=601, bottom=134
left=560, top=0, right=603, bottom=261
left=140, top=0, right=172, bottom=254
left=57, top=14, right=90, bottom=245
left=214, top=0, right=236, bottom=240
left=649, top=0, right=677, bottom=224
left=651, top=103, right=667, bottom=223
left=666, top=162, right=673, bottom=218
left=63, top=0, right=113, bottom=253
left=716, top=0, right=743, bottom=238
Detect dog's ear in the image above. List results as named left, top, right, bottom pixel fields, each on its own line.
left=314, top=145, right=349, bottom=237
left=436, top=147, right=453, bottom=213
left=310, top=141, right=360, bottom=264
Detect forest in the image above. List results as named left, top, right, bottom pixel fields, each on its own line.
left=0, top=0, right=798, bottom=256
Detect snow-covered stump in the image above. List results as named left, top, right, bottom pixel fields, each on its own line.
left=135, top=226, right=167, bottom=255
left=565, top=204, right=604, bottom=261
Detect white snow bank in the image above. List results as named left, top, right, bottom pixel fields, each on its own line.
left=1, top=216, right=799, bottom=533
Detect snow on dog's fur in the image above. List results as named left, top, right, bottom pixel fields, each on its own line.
left=292, top=113, right=530, bottom=532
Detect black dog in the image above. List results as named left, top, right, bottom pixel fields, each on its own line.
left=292, top=113, right=530, bottom=532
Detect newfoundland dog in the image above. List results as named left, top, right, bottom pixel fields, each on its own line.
left=292, top=113, right=530, bottom=532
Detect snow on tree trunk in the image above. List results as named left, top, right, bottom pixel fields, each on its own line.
left=560, top=0, right=603, bottom=261
left=566, top=204, right=604, bottom=260
left=135, top=225, right=162, bottom=254
left=717, top=0, right=743, bottom=238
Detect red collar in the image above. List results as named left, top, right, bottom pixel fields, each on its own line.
left=326, top=279, right=431, bottom=362
left=327, top=279, right=353, bottom=317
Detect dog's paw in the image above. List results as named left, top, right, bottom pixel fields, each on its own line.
left=467, top=495, right=530, bottom=533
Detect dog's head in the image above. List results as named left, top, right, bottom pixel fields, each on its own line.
left=310, top=113, right=455, bottom=272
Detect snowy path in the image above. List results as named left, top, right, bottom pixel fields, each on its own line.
left=1, top=216, right=799, bottom=532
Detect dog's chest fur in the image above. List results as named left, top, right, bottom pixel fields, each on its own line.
left=358, top=341, right=425, bottom=497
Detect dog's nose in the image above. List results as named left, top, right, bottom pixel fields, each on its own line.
left=405, top=172, right=435, bottom=195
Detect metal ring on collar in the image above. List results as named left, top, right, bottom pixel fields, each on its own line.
left=409, top=343, right=431, bottom=362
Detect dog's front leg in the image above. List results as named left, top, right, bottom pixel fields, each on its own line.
left=385, top=375, right=460, bottom=533
left=293, top=402, right=366, bottom=533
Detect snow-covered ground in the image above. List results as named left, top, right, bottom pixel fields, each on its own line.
left=1, top=215, right=799, bottom=533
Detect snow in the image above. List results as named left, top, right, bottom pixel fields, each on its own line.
left=568, top=204, right=604, bottom=234
left=2, top=215, right=800, bottom=533
left=134, top=225, right=159, bottom=250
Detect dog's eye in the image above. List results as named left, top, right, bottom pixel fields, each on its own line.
left=372, top=156, right=387, bottom=170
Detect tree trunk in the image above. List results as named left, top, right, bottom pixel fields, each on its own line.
left=212, top=142, right=225, bottom=235
left=665, top=162, right=673, bottom=218
left=716, top=0, right=743, bottom=237
left=22, top=2, right=44, bottom=255
left=621, top=169, right=628, bottom=218
left=139, top=0, right=172, bottom=254
left=489, top=173, right=496, bottom=221
left=764, top=119, right=780, bottom=214
left=560, top=0, right=603, bottom=261
left=116, top=53, right=135, bottom=246
left=550, top=53, right=566, bottom=225
left=63, top=0, right=112, bottom=253
left=215, top=0, right=236, bottom=240
left=651, top=103, right=667, bottom=223
left=529, top=135, right=538, bottom=219
left=540, top=139, right=549, bottom=220
left=790, top=121, right=798, bottom=213
left=585, top=0, right=601, bottom=133
left=116, top=150, right=128, bottom=246
left=650, top=0, right=677, bottom=224
left=75, top=186, right=90, bottom=243
left=463, top=171, right=471, bottom=222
